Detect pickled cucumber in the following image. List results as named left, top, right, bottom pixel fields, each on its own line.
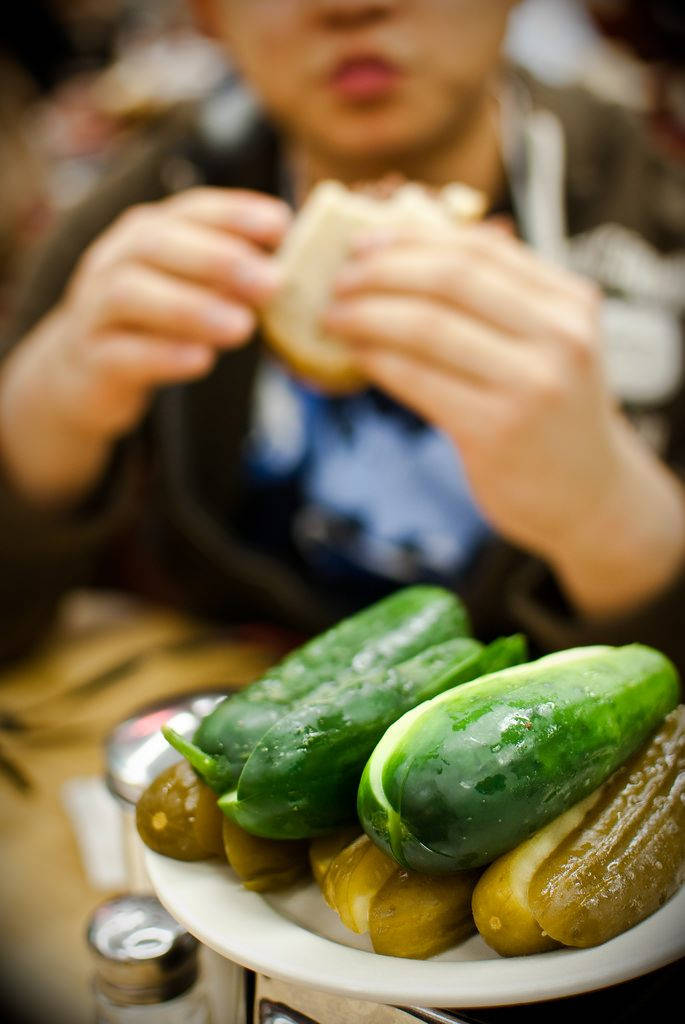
left=529, top=705, right=685, bottom=948
left=369, top=869, right=479, bottom=958
left=221, top=818, right=309, bottom=892
left=472, top=706, right=685, bottom=955
left=472, top=789, right=603, bottom=956
left=309, top=827, right=362, bottom=888
left=136, top=760, right=224, bottom=861
left=323, top=835, right=396, bottom=932
left=321, top=833, right=479, bottom=956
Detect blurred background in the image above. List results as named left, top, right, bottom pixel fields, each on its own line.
left=1, top=0, right=684, bottom=332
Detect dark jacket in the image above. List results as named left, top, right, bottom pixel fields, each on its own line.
left=2, top=71, right=685, bottom=666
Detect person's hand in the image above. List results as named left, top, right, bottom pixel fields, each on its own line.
left=324, top=223, right=685, bottom=617
left=0, top=188, right=291, bottom=504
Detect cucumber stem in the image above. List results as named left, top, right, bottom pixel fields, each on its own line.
left=162, top=726, right=225, bottom=790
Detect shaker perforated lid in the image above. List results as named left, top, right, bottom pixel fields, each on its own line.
left=87, top=895, right=198, bottom=1005
left=105, top=691, right=227, bottom=805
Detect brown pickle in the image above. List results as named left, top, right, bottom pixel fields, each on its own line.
left=221, top=818, right=309, bottom=892
left=529, top=705, right=685, bottom=948
left=309, top=826, right=362, bottom=888
left=369, top=869, right=479, bottom=959
left=136, top=760, right=224, bottom=861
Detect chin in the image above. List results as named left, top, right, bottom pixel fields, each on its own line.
left=307, top=83, right=465, bottom=168
left=310, top=110, right=437, bottom=169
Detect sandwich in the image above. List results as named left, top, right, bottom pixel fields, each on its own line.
left=260, top=179, right=485, bottom=392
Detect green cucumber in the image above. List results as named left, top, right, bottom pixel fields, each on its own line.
left=220, top=634, right=528, bottom=838
left=358, top=643, right=679, bottom=873
left=164, top=585, right=470, bottom=792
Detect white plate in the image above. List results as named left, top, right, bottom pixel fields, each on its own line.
left=146, top=850, right=685, bottom=1008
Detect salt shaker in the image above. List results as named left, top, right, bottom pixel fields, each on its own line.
left=87, top=894, right=211, bottom=1024
left=103, top=693, right=246, bottom=1023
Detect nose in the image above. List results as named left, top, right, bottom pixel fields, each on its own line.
left=312, top=0, right=400, bottom=30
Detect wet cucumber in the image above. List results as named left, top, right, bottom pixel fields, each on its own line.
left=358, top=643, right=679, bottom=873
left=164, top=585, right=470, bottom=792
left=220, top=634, right=527, bottom=838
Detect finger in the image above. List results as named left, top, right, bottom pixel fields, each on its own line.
left=335, top=243, right=596, bottom=345
left=462, top=222, right=599, bottom=304
left=324, top=294, right=528, bottom=388
left=89, top=264, right=256, bottom=347
left=90, top=333, right=217, bottom=387
left=486, top=215, right=516, bottom=236
left=76, top=207, right=284, bottom=305
left=163, top=187, right=293, bottom=247
left=121, top=216, right=283, bottom=303
left=352, top=222, right=596, bottom=306
left=350, top=344, right=491, bottom=448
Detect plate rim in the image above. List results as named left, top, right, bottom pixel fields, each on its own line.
left=145, top=851, right=685, bottom=1008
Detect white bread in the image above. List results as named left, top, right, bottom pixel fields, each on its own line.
left=260, top=180, right=486, bottom=392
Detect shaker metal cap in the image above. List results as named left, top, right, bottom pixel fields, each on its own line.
left=105, top=691, right=227, bottom=805
left=87, top=894, right=198, bottom=1005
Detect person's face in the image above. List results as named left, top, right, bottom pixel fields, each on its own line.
left=198, top=1, right=517, bottom=167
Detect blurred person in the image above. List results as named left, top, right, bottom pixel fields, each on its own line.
left=0, top=0, right=684, bottom=666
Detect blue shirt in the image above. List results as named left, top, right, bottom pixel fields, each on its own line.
left=243, top=360, right=492, bottom=587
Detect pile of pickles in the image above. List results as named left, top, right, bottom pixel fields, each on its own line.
left=137, top=706, right=685, bottom=959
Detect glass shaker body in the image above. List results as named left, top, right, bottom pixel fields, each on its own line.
left=94, top=981, right=210, bottom=1024
left=87, top=895, right=211, bottom=1024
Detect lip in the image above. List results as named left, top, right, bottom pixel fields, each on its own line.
left=329, top=55, right=402, bottom=101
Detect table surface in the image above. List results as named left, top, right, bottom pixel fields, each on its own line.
left=0, top=591, right=284, bottom=1024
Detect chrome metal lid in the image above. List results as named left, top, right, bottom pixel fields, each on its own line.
left=87, top=895, right=198, bottom=1005
left=105, top=691, right=227, bottom=805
